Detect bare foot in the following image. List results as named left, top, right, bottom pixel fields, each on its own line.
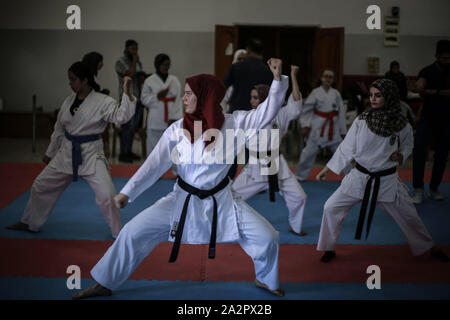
left=289, top=226, right=307, bottom=236
left=5, top=221, right=34, bottom=232
left=72, top=283, right=112, bottom=300
left=255, top=279, right=285, bottom=297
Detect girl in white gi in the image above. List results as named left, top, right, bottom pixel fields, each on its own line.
left=6, top=62, right=136, bottom=239
left=232, top=65, right=307, bottom=236
left=72, top=58, right=288, bottom=299
left=295, top=70, right=347, bottom=181
left=315, top=79, right=449, bottom=263
left=141, top=53, right=183, bottom=155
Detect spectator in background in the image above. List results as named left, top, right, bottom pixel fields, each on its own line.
left=115, top=39, right=143, bottom=163
left=385, top=61, right=408, bottom=101
left=221, top=49, right=247, bottom=113
left=412, top=40, right=450, bottom=203
left=224, top=38, right=273, bottom=112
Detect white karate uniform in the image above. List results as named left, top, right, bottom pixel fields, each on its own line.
left=220, top=86, right=233, bottom=113
left=141, top=74, right=183, bottom=155
left=21, top=91, right=136, bottom=238
left=91, top=76, right=289, bottom=291
left=317, top=118, right=434, bottom=256
left=296, top=86, right=347, bottom=180
left=232, top=95, right=307, bottom=234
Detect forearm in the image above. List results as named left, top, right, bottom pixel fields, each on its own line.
left=290, top=73, right=301, bottom=101
left=125, top=60, right=137, bottom=77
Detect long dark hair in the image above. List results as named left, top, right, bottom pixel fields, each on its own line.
left=82, top=51, right=103, bottom=77
left=81, top=52, right=102, bottom=92
left=68, top=61, right=99, bottom=91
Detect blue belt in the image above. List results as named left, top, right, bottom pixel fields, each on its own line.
left=64, top=131, right=100, bottom=181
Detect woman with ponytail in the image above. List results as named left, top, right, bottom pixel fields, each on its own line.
left=6, top=61, right=136, bottom=239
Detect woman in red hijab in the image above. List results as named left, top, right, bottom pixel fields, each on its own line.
left=73, top=59, right=290, bottom=299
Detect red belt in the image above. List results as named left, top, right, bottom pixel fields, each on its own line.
left=314, top=110, right=338, bottom=141
left=158, top=96, right=176, bottom=123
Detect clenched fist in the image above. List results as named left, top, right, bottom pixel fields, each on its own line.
left=267, top=58, right=282, bottom=81
left=114, top=193, right=129, bottom=209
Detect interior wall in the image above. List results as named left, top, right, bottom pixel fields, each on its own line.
left=1, top=0, right=449, bottom=111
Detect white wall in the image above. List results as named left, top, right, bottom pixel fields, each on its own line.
left=1, top=0, right=449, bottom=35
left=1, top=0, right=449, bottom=112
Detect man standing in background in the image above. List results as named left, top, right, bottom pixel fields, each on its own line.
left=115, top=39, right=143, bottom=163
left=412, top=40, right=450, bottom=203
left=224, top=38, right=273, bottom=112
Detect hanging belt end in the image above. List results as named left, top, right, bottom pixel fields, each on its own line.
left=208, top=248, right=215, bottom=259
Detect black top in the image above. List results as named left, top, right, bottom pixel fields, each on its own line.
left=417, top=62, right=450, bottom=120
left=385, top=71, right=407, bottom=101
left=70, top=97, right=84, bottom=116
left=223, top=57, right=273, bottom=112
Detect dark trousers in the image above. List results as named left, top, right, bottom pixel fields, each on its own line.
left=413, top=118, right=450, bottom=190
left=120, top=101, right=143, bottom=155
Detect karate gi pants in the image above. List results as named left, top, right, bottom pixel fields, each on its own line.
left=296, top=139, right=341, bottom=180
left=317, top=184, right=435, bottom=256
left=232, top=172, right=307, bottom=234
left=21, top=158, right=121, bottom=237
left=91, top=193, right=281, bottom=291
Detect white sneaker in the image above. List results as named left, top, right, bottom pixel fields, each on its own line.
left=430, top=189, right=444, bottom=201
left=412, top=188, right=424, bottom=204
left=295, top=175, right=306, bottom=182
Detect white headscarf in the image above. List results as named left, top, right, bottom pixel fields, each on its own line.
left=233, top=49, right=247, bottom=63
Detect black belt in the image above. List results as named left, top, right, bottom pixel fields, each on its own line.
left=169, top=175, right=231, bottom=263
left=354, top=162, right=397, bottom=240
left=247, top=148, right=279, bottom=202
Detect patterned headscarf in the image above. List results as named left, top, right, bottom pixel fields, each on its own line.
left=359, top=79, right=408, bottom=137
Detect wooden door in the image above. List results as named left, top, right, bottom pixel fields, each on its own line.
left=312, top=27, right=344, bottom=92
left=214, top=25, right=239, bottom=80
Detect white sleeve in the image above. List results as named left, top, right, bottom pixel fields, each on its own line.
left=281, top=93, right=302, bottom=122
left=398, top=123, right=413, bottom=164
left=326, top=118, right=359, bottom=174
left=299, top=90, right=316, bottom=128
left=140, top=80, right=159, bottom=109
left=336, top=91, right=347, bottom=135
left=231, top=75, right=289, bottom=131
left=101, top=94, right=136, bottom=125
left=45, top=104, right=66, bottom=158
left=120, top=128, right=173, bottom=202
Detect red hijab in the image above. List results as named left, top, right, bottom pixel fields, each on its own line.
left=183, top=74, right=226, bottom=145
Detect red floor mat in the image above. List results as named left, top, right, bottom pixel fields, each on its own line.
left=1, top=238, right=449, bottom=283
